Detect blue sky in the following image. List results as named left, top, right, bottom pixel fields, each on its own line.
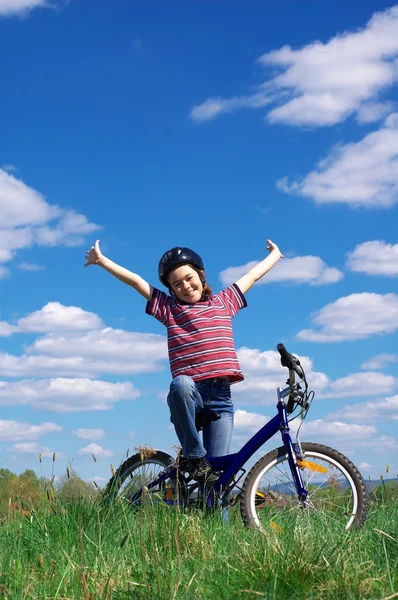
left=1, top=0, right=397, bottom=487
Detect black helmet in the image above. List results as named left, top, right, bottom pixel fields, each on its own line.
left=158, top=247, right=204, bottom=287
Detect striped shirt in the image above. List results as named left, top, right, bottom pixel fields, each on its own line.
left=146, top=283, right=247, bottom=383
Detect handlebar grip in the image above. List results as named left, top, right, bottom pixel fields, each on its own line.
left=277, top=343, right=294, bottom=368
left=277, top=343, right=304, bottom=379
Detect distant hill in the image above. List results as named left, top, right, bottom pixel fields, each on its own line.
left=258, top=478, right=398, bottom=496
left=365, top=478, right=398, bottom=492
left=229, top=477, right=398, bottom=497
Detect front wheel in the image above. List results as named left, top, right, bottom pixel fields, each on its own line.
left=240, top=442, right=367, bottom=533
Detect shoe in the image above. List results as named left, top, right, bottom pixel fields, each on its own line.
left=178, top=456, right=218, bottom=482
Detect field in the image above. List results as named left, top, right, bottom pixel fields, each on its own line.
left=0, top=488, right=397, bottom=600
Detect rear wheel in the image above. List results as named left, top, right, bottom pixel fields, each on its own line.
left=104, top=450, right=186, bottom=506
left=240, top=442, right=367, bottom=533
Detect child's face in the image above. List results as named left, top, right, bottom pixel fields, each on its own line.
left=168, top=265, right=204, bottom=303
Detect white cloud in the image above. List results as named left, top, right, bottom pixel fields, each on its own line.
left=0, top=169, right=60, bottom=228
left=29, top=327, right=167, bottom=360
left=0, top=266, right=11, bottom=279
left=231, top=409, right=275, bottom=450
left=0, top=378, right=139, bottom=412
left=327, top=394, right=398, bottom=423
left=278, top=114, right=398, bottom=208
left=17, top=262, right=45, bottom=272
left=34, top=211, right=100, bottom=247
left=0, top=419, right=61, bottom=441
left=0, top=302, right=102, bottom=337
left=0, top=307, right=168, bottom=378
left=358, top=462, right=373, bottom=472
left=234, top=409, right=268, bottom=434
left=0, top=322, right=18, bottom=337
left=346, top=240, right=398, bottom=276
left=73, top=428, right=105, bottom=441
left=0, top=168, right=100, bottom=269
left=238, top=347, right=289, bottom=375
left=361, top=353, right=398, bottom=370
left=0, top=227, right=35, bottom=263
left=299, top=419, right=376, bottom=440
left=79, top=443, right=113, bottom=458
left=291, top=418, right=398, bottom=456
left=360, top=434, right=398, bottom=452
left=233, top=347, right=329, bottom=405
left=356, top=101, right=395, bottom=124
left=233, top=410, right=397, bottom=466
left=297, top=292, right=398, bottom=342
left=0, top=350, right=166, bottom=379
left=232, top=347, right=395, bottom=405
left=0, top=0, right=53, bottom=17
left=191, top=6, right=398, bottom=127
left=233, top=375, right=285, bottom=406
left=191, top=93, right=273, bottom=122
left=17, top=302, right=103, bottom=333
left=220, top=255, right=343, bottom=287
left=318, top=371, right=396, bottom=399
left=7, top=442, right=54, bottom=456
left=0, top=164, right=18, bottom=173
left=0, top=353, right=96, bottom=378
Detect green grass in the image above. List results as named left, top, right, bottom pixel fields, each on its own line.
left=0, top=495, right=397, bottom=599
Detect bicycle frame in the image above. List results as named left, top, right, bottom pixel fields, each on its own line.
left=207, top=384, right=308, bottom=500
left=137, top=382, right=309, bottom=506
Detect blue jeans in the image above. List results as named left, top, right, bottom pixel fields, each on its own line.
left=167, top=375, right=234, bottom=459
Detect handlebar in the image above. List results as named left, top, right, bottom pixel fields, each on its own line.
left=277, top=343, right=307, bottom=414
left=277, top=343, right=304, bottom=380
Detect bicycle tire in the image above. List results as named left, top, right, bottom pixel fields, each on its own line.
left=104, top=450, right=179, bottom=505
left=240, top=442, right=367, bottom=533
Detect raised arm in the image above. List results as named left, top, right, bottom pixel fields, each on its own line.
left=85, top=240, right=154, bottom=301
left=235, top=239, right=283, bottom=295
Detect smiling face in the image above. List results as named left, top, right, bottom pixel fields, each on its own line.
left=168, top=264, right=204, bottom=303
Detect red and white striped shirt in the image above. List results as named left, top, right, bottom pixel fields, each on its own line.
left=146, top=284, right=247, bottom=383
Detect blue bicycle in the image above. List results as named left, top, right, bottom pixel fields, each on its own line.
left=105, top=344, right=367, bottom=532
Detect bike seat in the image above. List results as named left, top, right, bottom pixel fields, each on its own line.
left=195, top=406, right=221, bottom=431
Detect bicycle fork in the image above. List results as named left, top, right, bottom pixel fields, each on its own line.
left=278, top=398, right=308, bottom=504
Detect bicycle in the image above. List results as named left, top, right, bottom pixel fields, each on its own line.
left=105, top=344, right=367, bottom=533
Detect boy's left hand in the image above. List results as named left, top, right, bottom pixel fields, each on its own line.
left=266, top=239, right=284, bottom=258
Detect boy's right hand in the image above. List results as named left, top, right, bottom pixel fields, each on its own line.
left=85, top=240, right=103, bottom=267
